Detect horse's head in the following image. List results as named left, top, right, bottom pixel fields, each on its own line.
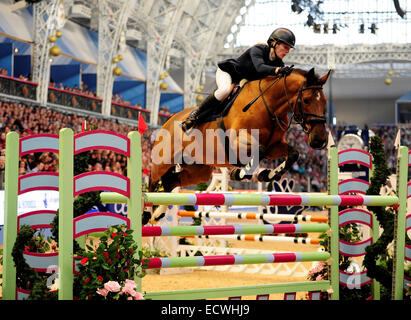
left=288, top=68, right=331, bottom=149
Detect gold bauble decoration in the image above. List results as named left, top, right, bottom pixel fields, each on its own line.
left=49, top=46, right=61, bottom=56
left=195, top=88, right=202, bottom=93
left=113, top=66, right=123, bottom=76
left=160, top=82, right=168, bottom=90
left=199, top=85, right=204, bottom=90
left=196, top=95, right=204, bottom=103
left=388, top=70, right=393, bottom=76
left=163, top=71, right=169, bottom=77
left=118, top=54, right=123, bottom=61
left=49, top=35, right=57, bottom=43
left=112, top=57, right=119, bottom=63
left=384, top=77, right=392, bottom=85
left=159, top=74, right=166, bottom=80
left=56, top=30, right=63, bottom=38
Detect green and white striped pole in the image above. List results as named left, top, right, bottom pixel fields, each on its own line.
left=328, top=145, right=339, bottom=300
left=58, top=128, right=74, bottom=300
left=127, top=131, right=142, bottom=292
left=392, top=145, right=408, bottom=300
left=2, top=132, right=19, bottom=300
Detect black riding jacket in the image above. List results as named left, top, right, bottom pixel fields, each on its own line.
left=217, top=44, right=284, bottom=83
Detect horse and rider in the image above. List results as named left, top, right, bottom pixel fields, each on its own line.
left=181, top=28, right=297, bottom=132
left=144, top=28, right=331, bottom=225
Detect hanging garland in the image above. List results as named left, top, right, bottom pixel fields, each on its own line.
left=308, top=134, right=410, bottom=299
left=363, top=135, right=411, bottom=296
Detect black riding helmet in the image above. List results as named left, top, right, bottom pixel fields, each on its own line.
left=267, top=28, right=296, bottom=48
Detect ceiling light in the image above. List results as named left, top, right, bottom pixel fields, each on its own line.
left=359, top=24, right=364, bottom=34
left=369, top=23, right=377, bottom=34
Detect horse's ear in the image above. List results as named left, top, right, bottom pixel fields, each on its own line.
left=307, top=68, right=315, bottom=77
left=306, top=68, right=316, bottom=85
left=319, top=69, right=332, bottom=85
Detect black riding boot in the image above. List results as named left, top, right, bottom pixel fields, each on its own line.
left=181, top=94, right=220, bottom=132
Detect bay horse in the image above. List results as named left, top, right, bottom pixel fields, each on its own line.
left=144, top=68, right=331, bottom=224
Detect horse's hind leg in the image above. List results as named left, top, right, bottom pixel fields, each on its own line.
left=149, top=164, right=214, bottom=224
left=148, top=165, right=182, bottom=224
left=178, top=164, right=214, bottom=188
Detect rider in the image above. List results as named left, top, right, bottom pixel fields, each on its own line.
left=181, top=27, right=296, bottom=132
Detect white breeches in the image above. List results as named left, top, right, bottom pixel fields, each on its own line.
left=214, top=68, right=234, bottom=101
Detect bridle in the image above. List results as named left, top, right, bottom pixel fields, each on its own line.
left=242, top=73, right=326, bottom=135
left=284, top=77, right=326, bottom=133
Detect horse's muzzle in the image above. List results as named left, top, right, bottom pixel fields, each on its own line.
left=309, top=135, right=328, bottom=149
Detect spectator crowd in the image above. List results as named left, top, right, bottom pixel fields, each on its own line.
left=0, top=98, right=410, bottom=193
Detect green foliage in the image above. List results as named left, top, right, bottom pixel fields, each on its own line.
left=11, top=124, right=145, bottom=300
left=0, top=247, right=3, bottom=283
left=142, top=245, right=168, bottom=259
left=309, top=135, right=410, bottom=300
left=196, top=182, right=208, bottom=191
left=74, top=225, right=144, bottom=300
left=363, top=135, right=399, bottom=291
left=309, top=223, right=372, bottom=300
left=12, top=225, right=39, bottom=291
left=27, top=278, right=58, bottom=300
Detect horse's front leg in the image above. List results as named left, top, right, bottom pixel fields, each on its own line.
left=257, top=143, right=299, bottom=182
left=227, top=130, right=263, bottom=181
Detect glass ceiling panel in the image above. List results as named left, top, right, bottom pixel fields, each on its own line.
left=234, top=0, right=410, bottom=47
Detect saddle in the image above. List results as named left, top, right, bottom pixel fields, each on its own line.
left=197, top=79, right=249, bottom=123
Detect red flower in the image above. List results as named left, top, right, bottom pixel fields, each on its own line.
left=122, top=232, right=127, bottom=236
left=24, top=245, right=31, bottom=252
left=391, top=204, right=399, bottom=211
left=80, top=257, right=89, bottom=265
left=103, top=252, right=109, bottom=258
left=97, top=276, right=103, bottom=282
left=88, top=294, right=93, bottom=300
left=116, top=253, right=121, bottom=259
left=111, top=233, right=117, bottom=238
left=84, top=278, right=90, bottom=284
left=107, top=259, right=112, bottom=264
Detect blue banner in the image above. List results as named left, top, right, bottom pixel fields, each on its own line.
left=113, top=80, right=146, bottom=107
left=50, top=64, right=81, bottom=88
left=0, top=42, right=13, bottom=76
left=160, top=92, right=184, bottom=113
left=81, top=73, right=97, bottom=92
left=13, top=54, right=31, bottom=79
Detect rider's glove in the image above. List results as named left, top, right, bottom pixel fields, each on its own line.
left=276, top=65, right=294, bottom=77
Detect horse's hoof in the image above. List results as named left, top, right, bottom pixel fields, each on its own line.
left=257, top=169, right=271, bottom=182
left=142, top=211, right=151, bottom=225
left=230, top=168, right=242, bottom=181
left=230, top=168, right=251, bottom=181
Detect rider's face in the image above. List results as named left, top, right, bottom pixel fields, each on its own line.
left=272, top=42, right=292, bottom=60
